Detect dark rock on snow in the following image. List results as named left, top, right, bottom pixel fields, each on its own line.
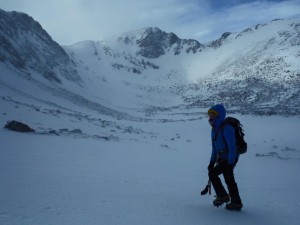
left=4, top=120, right=35, bottom=132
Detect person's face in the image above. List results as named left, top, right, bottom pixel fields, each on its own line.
left=208, top=112, right=217, bottom=127
left=208, top=112, right=217, bottom=120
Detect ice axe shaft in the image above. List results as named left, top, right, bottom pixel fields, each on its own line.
left=201, top=180, right=211, bottom=195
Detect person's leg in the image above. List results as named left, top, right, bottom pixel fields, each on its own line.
left=209, top=161, right=228, bottom=197
left=223, top=161, right=242, bottom=204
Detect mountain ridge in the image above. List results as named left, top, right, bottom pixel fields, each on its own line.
left=0, top=9, right=299, bottom=120
left=0, top=9, right=81, bottom=84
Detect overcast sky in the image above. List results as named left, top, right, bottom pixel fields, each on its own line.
left=1, top=0, right=300, bottom=45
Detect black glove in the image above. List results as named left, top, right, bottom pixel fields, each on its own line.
left=226, top=163, right=235, bottom=170
left=207, top=161, right=215, bottom=171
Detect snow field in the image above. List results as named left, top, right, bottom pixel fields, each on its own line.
left=0, top=116, right=299, bottom=225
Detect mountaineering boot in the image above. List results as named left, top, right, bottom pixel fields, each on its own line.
left=213, top=195, right=230, bottom=207
left=226, top=202, right=243, bottom=211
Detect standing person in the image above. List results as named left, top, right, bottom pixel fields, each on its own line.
left=207, top=104, right=243, bottom=210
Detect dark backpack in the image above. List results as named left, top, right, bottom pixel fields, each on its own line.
left=220, top=117, right=247, bottom=154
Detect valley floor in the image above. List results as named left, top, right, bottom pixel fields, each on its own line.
left=0, top=116, right=299, bottom=225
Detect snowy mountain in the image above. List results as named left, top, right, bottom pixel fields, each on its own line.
left=1, top=9, right=300, bottom=225
left=0, top=9, right=80, bottom=83
left=65, top=19, right=300, bottom=117
left=0, top=9, right=299, bottom=122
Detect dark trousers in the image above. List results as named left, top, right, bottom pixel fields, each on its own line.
left=208, top=159, right=242, bottom=204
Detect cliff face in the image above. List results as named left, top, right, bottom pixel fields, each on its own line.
left=0, top=9, right=80, bottom=83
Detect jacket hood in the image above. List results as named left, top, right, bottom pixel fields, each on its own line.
left=208, top=104, right=226, bottom=129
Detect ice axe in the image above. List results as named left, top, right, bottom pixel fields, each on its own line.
left=201, top=180, right=211, bottom=195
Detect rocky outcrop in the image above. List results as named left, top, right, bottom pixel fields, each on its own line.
left=134, top=27, right=204, bottom=58
left=0, top=9, right=80, bottom=83
left=4, top=120, right=35, bottom=132
left=208, top=32, right=232, bottom=48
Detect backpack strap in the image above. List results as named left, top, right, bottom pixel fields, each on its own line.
left=220, top=127, right=229, bottom=153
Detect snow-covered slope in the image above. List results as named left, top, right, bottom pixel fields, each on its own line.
left=65, top=18, right=300, bottom=116
left=0, top=9, right=80, bottom=84
left=1, top=9, right=299, bottom=121
left=0, top=114, right=300, bottom=225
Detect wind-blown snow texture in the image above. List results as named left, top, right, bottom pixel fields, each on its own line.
left=0, top=117, right=299, bottom=225
left=0, top=9, right=300, bottom=225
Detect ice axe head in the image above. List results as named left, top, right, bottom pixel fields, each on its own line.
left=201, top=180, right=211, bottom=195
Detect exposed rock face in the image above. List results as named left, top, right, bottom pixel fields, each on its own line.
left=0, top=9, right=80, bottom=83
left=4, top=120, right=35, bottom=132
left=208, top=32, right=232, bottom=48
left=135, top=27, right=204, bottom=58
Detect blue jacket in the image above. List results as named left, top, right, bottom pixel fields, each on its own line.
left=209, top=104, right=237, bottom=165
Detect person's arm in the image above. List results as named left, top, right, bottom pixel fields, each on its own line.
left=209, top=131, right=217, bottom=164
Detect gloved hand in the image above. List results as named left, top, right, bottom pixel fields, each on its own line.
left=226, top=163, right=235, bottom=170
left=207, top=161, right=215, bottom=171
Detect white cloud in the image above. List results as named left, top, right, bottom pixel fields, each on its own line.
left=0, top=0, right=299, bottom=45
